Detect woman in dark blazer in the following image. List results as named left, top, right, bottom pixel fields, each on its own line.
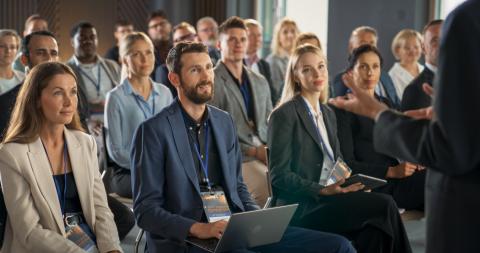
left=268, top=44, right=411, bottom=253
left=334, top=45, right=425, bottom=211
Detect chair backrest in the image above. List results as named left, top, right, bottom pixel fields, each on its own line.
left=263, top=146, right=276, bottom=208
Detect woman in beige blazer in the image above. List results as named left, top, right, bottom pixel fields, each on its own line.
left=0, top=62, right=122, bottom=253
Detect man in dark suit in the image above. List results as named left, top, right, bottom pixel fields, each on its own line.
left=401, top=20, right=443, bottom=111
left=209, top=17, right=273, bottom=207
left=329, top=1, right=480, bottom=252
left=332, top=26, right=400, bottom=108
left=130, top=41, right=354, bottom=253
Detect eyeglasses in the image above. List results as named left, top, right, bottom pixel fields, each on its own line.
left=149, top=21, right=169, bottom=29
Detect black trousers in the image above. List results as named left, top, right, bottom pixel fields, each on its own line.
left=110, top=165, right=133, bottom=199
left=291, top=191, right=412, bottom=253
left=107, top=195, right=135, bottom=241
left=376, top=169, right=426, bottom=211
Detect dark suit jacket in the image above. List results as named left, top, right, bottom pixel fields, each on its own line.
left=335, top=97, right=398, bottom=179
left=374, top=2, right=480, bottom=252
left=401, top=67, right=434, bottom=111
left=333, top=70, right=401, bottom=109
left=267, top=96, right=342, bottom=218
left=0, top=84, right=21, bottom=140
left=131, top=100, right=258, bottom=253
left=154, top=64, right=178, bottom=97
left=255, top=59, right=275, bottom=105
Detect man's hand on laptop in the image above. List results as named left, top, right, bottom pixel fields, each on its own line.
left=189, top=220, right=228, bottom=239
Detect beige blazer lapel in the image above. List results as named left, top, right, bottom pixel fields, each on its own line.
left=64, top=128, right=95, bottom=229
left=27, top=137, right=65, bottom=234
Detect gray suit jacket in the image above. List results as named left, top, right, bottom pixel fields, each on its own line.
left=210, top=62, right=273, bottom=159
left=66, top=56, right=120, bottom=126
left=0, top=128, right=121, bottom=253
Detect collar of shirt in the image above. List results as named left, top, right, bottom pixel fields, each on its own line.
left=245, top=53, right=259, bottom=67
left=222, top=62, right=249, bottom=87
left=301, top=95, right=322, bottom=118
left=179, top=100, right=210, bottom=131
left=123, top=78, right=160, bottom=99
left=425, top=62, right=437, bottom=73
left=73, top=55, right=99, bottom=68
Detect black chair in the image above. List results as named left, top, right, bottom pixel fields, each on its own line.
left=264, top=146, right=276, bottom=208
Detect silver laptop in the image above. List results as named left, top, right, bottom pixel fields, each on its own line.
left=186, top=204, right=298, bottom=253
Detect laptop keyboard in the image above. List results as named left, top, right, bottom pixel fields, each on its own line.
left=187, top=237, right=220, bottom=252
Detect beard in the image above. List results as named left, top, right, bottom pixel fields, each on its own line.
left=180, top=79, right=214, bottom=104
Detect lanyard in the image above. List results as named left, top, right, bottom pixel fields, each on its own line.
left=133, top=91, right=156, bottom=119
left=42, top=141, right=68, bottom=215
left=301, top=99, right=335, bottom=162
left=191, top=122, right=211, bottom=191
left=77, top=64, right=101, bottom=97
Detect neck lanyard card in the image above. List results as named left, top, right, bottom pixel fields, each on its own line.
left=200, top=191, right=232, bottom=223
left=326, top=157, right=352, bottom=186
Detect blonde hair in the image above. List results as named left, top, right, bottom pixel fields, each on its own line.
left=270, top=18, right=299, bottom=56
left=0, top=29, right=21, bottom=49
left=293, top=32, right=322, bottom=51
left=173, top=22, right=196, bottom=35
left=119, top=32, right=154, bottom=80
left=391, top=29, right=422, bottom=60
left=3, top=62, right=84, bottom=144
left=276, top=44, right=328, bottom=109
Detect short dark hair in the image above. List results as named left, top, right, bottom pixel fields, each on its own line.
left=218, top=16, right=246, bottom=35
left=347, top=44, right=383, bottom=70
left=166, top=42, right=208, bottom=74
left=148, top=9, right=168, bottom=23
left=22, top=30, right=56, bottom=57
left=422, top=19, right=443, bottom=35
left=114, top=20, right=133, bottom=30
left=70, top=21, right=94, bottom=38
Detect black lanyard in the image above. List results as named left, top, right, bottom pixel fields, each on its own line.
left=301, top=99, right=335, bottom=162
left=191, top=122, right=211, bottom=191
left=42, top=140, right=68, bottom=215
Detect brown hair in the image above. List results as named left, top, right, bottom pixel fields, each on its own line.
left=218, top=16, right=246, bottom=35
left=2, top=62, right=84, bottom=144
left=166, top=41, right=208, bottom=74
left=294, top=32, right=322, bottom=50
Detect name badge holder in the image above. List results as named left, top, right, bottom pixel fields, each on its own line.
left=192, top=123, right=232, bottom=222
left=301, top=99, right=349, bottom=186
left=43, top=141, right=98, bottom=253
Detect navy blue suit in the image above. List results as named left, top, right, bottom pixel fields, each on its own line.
left=131, top=100, right=355, bottom=253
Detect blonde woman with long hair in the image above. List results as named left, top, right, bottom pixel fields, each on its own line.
left=268, top=44, right=412, bottom=253
left=104, top=32, right=172, bottom=198
left=266, top=18, right=299, bottom=105
left=0, top=62, right=121, bottom=253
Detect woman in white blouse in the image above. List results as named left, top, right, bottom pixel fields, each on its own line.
left=388, top=29, right=424, bottom=100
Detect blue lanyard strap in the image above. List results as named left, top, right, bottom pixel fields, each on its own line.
left=42, top=141, right=68, bottom=215
left=77, top=64, right=101, bottom=97
left=133, top=90, right=156, bottom=119
left=192, top=122, right=211, bottom=191
left=301, top=99, right=335, bottom=162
